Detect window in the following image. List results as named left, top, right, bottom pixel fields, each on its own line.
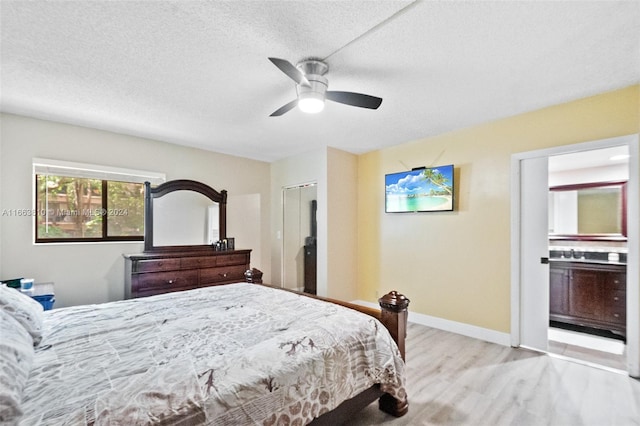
left=33, top=159, right=164, bottom=243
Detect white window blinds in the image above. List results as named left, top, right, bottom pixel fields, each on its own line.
left=33, top=158, right=165, bottom=184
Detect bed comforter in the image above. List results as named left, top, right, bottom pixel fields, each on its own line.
left=19, top=283, right=406, bottom=425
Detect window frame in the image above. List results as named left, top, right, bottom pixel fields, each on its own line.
left=33, top=159, right=165, bottom=244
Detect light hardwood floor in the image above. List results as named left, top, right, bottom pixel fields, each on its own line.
left=548, top=327, right=627, bottom=371
left=348, top=323, right=640, bottom=425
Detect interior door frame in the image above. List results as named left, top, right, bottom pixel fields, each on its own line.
left=510, top=134, right=639, bottom=377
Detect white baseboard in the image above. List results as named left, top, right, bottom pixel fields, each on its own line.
left=351, top=299, right=511, bottom=347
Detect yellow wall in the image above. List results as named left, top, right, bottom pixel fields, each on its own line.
left=357, top=85, right=640, bottom=333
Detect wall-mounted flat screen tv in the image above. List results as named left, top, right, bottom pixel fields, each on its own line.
left=385, top=164, right=454, bottom=213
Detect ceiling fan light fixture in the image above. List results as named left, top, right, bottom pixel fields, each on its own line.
left=298, top=92, right=325, bottom=114
left=268, top=57, right=382, bottom=117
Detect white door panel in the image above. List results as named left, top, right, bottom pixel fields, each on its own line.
left=520, top=156, right=549, bottom=351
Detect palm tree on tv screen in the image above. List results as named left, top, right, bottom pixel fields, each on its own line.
left=421, top=169, right=452, bottom=195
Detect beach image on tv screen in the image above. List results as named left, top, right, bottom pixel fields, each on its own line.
left=385, top=165, right=454, bottom=212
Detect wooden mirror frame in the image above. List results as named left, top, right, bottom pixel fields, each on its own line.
left=549, top=180, right=627, bottom=241
left=143, top=179, right=227, bottom=252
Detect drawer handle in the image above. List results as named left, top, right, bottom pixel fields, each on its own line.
left=220, top=273, right=228, bottom=278
left=613, top=313, right=620, bottom=318
left=614, top=280, right=619, bottom=284
left=614, top=297, right=619, bottom=301
left=168, top=279, right=174, bottom=284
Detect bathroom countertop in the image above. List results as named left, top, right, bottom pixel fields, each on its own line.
left=548, top=257, right=627, bottom=266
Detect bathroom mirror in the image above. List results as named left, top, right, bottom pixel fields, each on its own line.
left=144, top=179, right=227, bottom=252
left=549, top=181, right=627, bottom=240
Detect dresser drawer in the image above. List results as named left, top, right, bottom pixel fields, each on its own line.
left=217, top=253, right=249, bottom=266
left=134, top=285, right=195, bottom=298
left=610, top=290, right=626, bottom=308
left=181, top=256, right=217, bottom=269
left=606, top=273, right=626, bottom=290
left=200, top=265, right=247, bottom=284
left=135, top=270, right=198, bottom=291
left=135, top=259, right=181, bottom=273
left=604, top=308, right=626, bottom=326
left=603, top=289, right=626, bottom=326
left=125, top=249, right=251, bottom=299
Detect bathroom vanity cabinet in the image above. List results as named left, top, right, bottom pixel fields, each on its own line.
left=549, top=260, right=626, bottom=337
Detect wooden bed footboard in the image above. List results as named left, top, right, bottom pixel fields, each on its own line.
left=304, top=290, right=409, bottom=360
left=330, top=291, right=410, bottom=418
left=377, top=291, right=410, bottom=361
left=252, top=281, right=410, bottom=359
left=306, top=289, right=410, bottom=422
left=249, top=277, right=410, bottom=421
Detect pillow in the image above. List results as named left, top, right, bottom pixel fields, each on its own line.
left=0, top=309, right=35, bottom=424
left=0, top=284, right=44, bottom=345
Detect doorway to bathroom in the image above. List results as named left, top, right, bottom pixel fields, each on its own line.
left=547, top=146, right=629, bottom=371
left=512, top=134, right=639, bottom=376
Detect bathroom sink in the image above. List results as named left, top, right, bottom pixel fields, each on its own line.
left=549, top=248, right=627, bottom=265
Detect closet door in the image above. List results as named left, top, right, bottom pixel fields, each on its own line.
left=282, top=184, right=317, bottom=292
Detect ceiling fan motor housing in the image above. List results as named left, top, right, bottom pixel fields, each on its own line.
left=296, top=60, right=328, bottom=98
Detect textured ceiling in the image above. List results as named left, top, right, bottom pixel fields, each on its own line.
left=1, top=1, right=639, bottom=163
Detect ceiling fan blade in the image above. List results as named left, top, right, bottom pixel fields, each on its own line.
left=268, top=57, right=310, bottom=87
left=326, top=91, right=383, bottom=109
left=270, top=99, right=298, bottom=117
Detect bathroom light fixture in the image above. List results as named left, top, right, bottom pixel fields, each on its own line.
left=609, top=154, right=630, bottom=161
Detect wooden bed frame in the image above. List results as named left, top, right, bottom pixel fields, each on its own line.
left=251, top=281, right=410, bottom=424
left=141, top=179, right=410, bottom=423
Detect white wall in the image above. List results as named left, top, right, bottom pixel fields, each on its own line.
left=0, top=113, right=271, bottom=307
left=270, top=148, right=326, bottom=292
left=228, top=193, right=262, bottom=266
left=270, top=146, right=358, bottom=300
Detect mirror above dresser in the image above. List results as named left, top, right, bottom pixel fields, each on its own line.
left=144, top=179, right=227, bottom=252
left=124, top=179, right=253, bottom=299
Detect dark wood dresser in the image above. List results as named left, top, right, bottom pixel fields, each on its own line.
left=124, top=249, right=251, bottom=299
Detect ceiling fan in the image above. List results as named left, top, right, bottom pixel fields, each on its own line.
left=268, top=57, right=383, bottom=116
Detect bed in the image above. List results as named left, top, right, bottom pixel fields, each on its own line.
left=0, top=281, right=409, bottom=425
